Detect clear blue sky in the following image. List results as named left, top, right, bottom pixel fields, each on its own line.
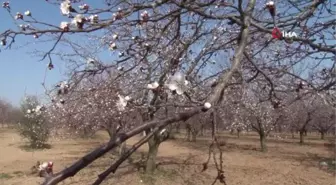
left=0, top=1, right=333, bottom=106
left=0, top=0, right=103, bottom=106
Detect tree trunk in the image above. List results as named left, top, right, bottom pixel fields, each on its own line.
left=237, top=130, right=240, bottom=138
left=192, top=132, right=197, bottom=142
left=304, top=130, right=307, bottom=136
left=299, top=131, right=304, bottom=144
left=186, top=128, right=191, bottom=141
left=259, top=132, right=267, bottom=152
left=291, top=131, right=295, bottom=139
left=119, top=142, right=127, bottom=156
left=200, top=125, right=205, bottom=136
left=320, top=131, right=325, bottom=140
left=107, top=129, right=114, bottom=139
left=145, top=137, right=160, bottom=174
left=175, top=123, right=180, bottom=133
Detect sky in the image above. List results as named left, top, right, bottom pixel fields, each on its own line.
left=0, top=0, right=334, bottom=106
left=0, top=0, right=104, bottom=106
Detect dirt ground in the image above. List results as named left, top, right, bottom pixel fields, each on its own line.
left=0, top=128, right=335, bottom=185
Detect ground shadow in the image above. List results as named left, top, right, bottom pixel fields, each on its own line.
left=18, top=143, right=52, bottom=151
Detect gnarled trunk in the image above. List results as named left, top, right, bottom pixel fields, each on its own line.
left=299, top=131, right=304, bottom=144
left=259, top=131, right=267, bottom=152
left=320, top=131, right=325, bottom=140
left=145, top=136, right=160, bottom=174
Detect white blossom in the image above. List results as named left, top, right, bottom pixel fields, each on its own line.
left=116, top=94, right=130, bottom=111
left=60, top=22, right=70, bottom=31
left=165, top=72, right=188, bottom=95
left=60, top=0, right=72, bottom=15
left=147, top=82, right=159, bottom=89
left=15, top=12, right=23, bottom=20
left=87, top=58, right=95, bottom=65
left=266, top=1, right=274, bottom=6
left=89, top=15, right=98, bottom=23
left=109, top=43, right=117, bottom=50
left=79, top=4, right=89, bottom=10
left=204, top=102, right=211, bottom=109
left=117, top=66, right=124, bottom=71
left=74, top=14, right=85, bottom=23
left=24, top=10, right=31, bottom=16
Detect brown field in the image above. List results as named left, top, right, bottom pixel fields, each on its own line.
left=0, top=128, right=335, bottom=185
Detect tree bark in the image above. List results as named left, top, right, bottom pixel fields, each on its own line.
left=119, top=142, right=127, bottom=156
left=200, top=125, right=205, bottom=136
left=259, top=131, right=267, bottom=152
left=191, top=132, right=197, bottom=142
left=175, top=123, right=180, bottom=133
left=186, top=127, right=191, bottom=141
left=145, top=136, right=160, bottom=174
left=320, top=131, right=325, bottom=140
left=237, top=130, right=241, bottom=138
left=299, top=131, right=304, bottom=144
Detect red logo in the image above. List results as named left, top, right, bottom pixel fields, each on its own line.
left=272, top=27, right=282, bottom=39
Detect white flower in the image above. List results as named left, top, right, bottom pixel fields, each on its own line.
left=113, top=34, right=118, bottom=40
left=72, top=14, right=85, bottom=29
left=36, top=105, right=42, bottom=111
left=0, top=39, right=6, bottom=46
left=89, top=15, right=98, bottom=23
left=140, top=10, right=149, bottom=21
left=116, top=94, right=130, bottom=111
left=165, top=72, right=188, bottom=95
left=87, top=58, right=95, bottom=64
left=147, top=82, right=159, bottom=89
left=60, top=0, right=72, bottom=15
left=60, top=81, right=69, bottom=89
left=15, top=12, right=23, bottom=20
left=109, top=43, right=117, bottom=50
left=27, top=109, right=31, bottom=114
left=266, top=1, right=274, bottom=6
left=118, top=52, right=124, bottom=57
left=74, top=14, right=85, bottom=23
left=60, top=22, right=70, bottom=31
left=117, top=66, right=124, bottom=71
left=79, top=4, right=89, bottom=10
left=2, top=2, right=9, bottom=8
left=204, top=102, right=211, bottom=109
left=24, top=10, right=31, bottom=16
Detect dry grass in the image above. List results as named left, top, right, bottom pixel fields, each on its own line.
left=0, top=128, right=335, bottom=185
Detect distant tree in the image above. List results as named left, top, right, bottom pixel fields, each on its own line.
left=311, top=98, right=335, bottom=140
left=0, top=98, right=22, bottom=127
left=17, top=95, right=50, bottom=148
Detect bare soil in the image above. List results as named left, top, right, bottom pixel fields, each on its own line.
left=0, top=128, right=335, bottom=185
